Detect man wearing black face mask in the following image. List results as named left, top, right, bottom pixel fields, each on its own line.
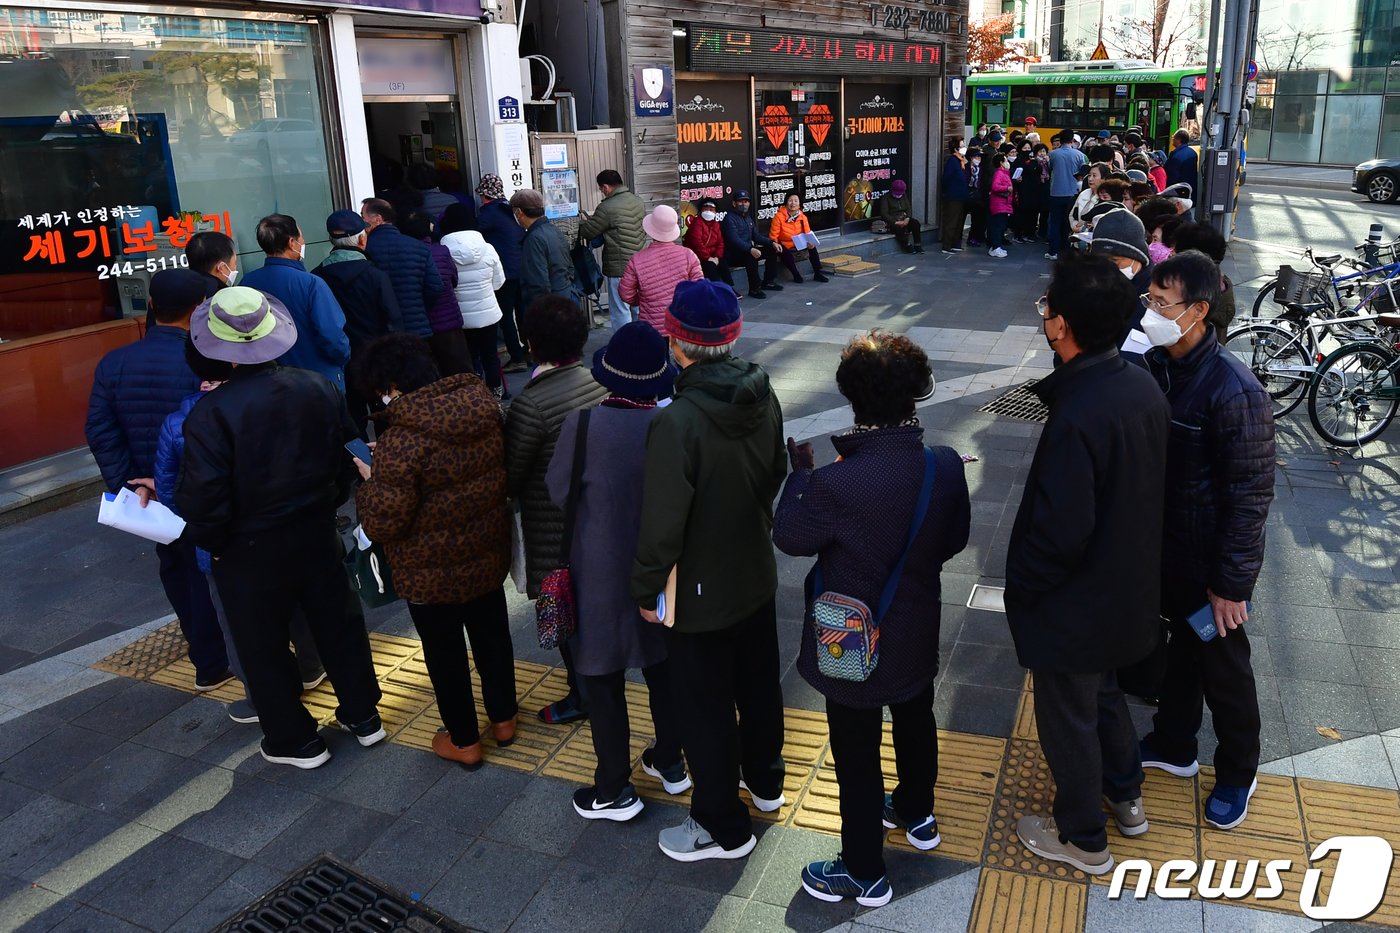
left=721, top=190, right=782, bottom=299
left=1005, top=253, right=1169, bottom=877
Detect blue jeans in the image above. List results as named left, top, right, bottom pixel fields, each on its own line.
left=606, top=276, right=634, bottom=331
left=1047, top=196, right=1075, bottom=256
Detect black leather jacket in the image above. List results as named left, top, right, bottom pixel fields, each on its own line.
left=175, top=363, right=358, bottom=553
left=1147, top=330, right=1275, bottom=608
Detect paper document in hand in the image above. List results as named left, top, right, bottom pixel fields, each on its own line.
left=791, top=232, right=820, bottom=251
left=96, top=487, right=186, bottom=545
left=658, top=565, right=678, bottom=628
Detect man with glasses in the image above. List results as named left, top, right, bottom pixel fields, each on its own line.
left=1137, top=250, right=1275, bottom=832
left=1006, top=253, right=1170, bottom=876
left=241, top=214, right=351, bottom=394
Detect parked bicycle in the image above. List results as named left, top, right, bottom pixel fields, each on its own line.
left=1306, top=316, right=1400, bottom=447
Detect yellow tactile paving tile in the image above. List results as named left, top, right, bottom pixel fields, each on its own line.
left=92, top=621, right=187, bottom=679
left=1140, top=769, right=1198, bottom=828
left=970, top=867, right=1086, bottom=933
left=1013, top=684, right=1038, bottom=741
left=1297, top=778, right=1400, bottom=928
left=1199, top=830, right=1312, bottom=915
left=1198, top=766, right=1305, bottom=844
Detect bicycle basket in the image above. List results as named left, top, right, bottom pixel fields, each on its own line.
left=1275, top=265, right=1330, bottom=305
left=1368, top=280, right=1400, bottom=315
left=1354, top=239, right=1400, bottom=265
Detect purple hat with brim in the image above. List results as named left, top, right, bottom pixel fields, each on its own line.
left=592, top=321, right=677, bottom=399
left=190, top=286, right=297, bottom=364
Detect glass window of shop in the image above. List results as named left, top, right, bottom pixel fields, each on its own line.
left=1382, top=96, right=1400, bottom=158
left=1269, top=95, right=1326, bottom=162
left=1321, top=94, right=1382, bottom=163
left=0, top=10, right=334, bottom=342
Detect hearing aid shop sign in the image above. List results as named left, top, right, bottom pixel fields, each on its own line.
left=289, top=0, right=483, bottom=15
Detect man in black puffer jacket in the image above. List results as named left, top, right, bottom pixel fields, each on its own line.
left=1006, top=254, right=1170, bottom=877
left=720, top=189, right=782, bottom=299
left=359, top=198, right=440, bottom=339
left=1138, top=250, right=1275, bottom=833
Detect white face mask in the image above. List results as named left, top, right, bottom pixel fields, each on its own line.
left=971, top=158, right=981, bottom=166
left=221, top=264, right=238, bottom=286
left=381, top=394, right=394, bottom=407
left=298, top=241, right=306, bottom=260
left=701, top=210, right=716, bottom=222
left=1120, top=265, right=1137, bottom=280
left=1141, top=305, right=1195, bottom=347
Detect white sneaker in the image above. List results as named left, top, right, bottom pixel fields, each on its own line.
left=739, top=779, right=786, bottom=812
left=990, top=248, right=1008, bottom=258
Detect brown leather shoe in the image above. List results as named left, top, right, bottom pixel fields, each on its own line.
left=432, top=730, right=483, bottom=769
left=491, top=717, right=517, bottom=746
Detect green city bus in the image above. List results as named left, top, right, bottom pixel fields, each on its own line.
left=967, top=61, right=1207, bottom=152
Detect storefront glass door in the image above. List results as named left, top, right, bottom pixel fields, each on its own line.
left=754, top=81, right=840, bottom=232
left=842, top=84, right=912, bottom=232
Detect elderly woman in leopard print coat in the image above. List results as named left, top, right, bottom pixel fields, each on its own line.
left=353, top=333, right=517, bottom=770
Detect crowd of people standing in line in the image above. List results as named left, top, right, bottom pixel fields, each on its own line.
left=84, top=143, right=1272, bottom=909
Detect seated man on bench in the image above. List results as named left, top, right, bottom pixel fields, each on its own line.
left=878, top=180, right=924, bottom=254
left=720, top=189, right=783, bottom=300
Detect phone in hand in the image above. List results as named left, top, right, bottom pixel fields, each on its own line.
left=345, top=438, right=373, bottom=467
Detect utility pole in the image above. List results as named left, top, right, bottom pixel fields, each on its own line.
left=1049, top=0, right=1065, bottom=60
left=1202, top=0, right=1260, bottom=240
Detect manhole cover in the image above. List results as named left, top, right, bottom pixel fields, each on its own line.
left=212, top=855, right=472, bottom=932
left=978, top=380, right=1048, bottom=424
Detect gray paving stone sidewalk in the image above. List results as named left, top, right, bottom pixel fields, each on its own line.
left=2, top=232, right=1399, bottom=931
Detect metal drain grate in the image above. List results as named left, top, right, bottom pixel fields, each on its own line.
left=212, top=855, right=472, bottom=933
left=978, top=380, right=1048, bottom=424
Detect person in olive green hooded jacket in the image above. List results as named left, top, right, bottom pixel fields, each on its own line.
left=578, top=169, right=647, bottom=332
left=631, top=278, right=788, bottom=865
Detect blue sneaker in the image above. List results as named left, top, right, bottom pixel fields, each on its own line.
left=1139, top=735, right=1200, bottom=778
left=881, top=793, right=941, bottom=850
left=1204, top=778, right=1258, bottom=830
left=800, top=856, right=892, bottom=907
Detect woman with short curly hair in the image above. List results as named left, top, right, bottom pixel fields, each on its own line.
left=773, top=330, right=971, bottom=907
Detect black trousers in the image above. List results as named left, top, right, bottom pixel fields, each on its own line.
left=496, top=278, right=526, bottom=362
left=408, top=587, right=518, bottom=747
left=212, top=514, right=382, bottom=756
left=778, top=247, right=823, bottom=281
left=826, top=681, right=938, bottom=880
left=699, top=257, right=736, bottom=290
left=1032, top=669, right=1143, bottom=852
left=664, top=597, right=785, bottom=849
left=1149, top=609, right=1261, bottom=787
left=463, top=325, right=504, bottom=393
left=156, top=540, right=228, bottom=680
left=968, top=204, right=989, bottom=244
left=724, top=245, right=779, bottom=293
left=891, top=219, right=923, bottom=246
left=578, top=661, right=683, bottom=799
left=940, top=200, right=968, bottom=250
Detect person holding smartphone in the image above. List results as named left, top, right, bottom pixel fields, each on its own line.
left=1137, top=251, right=1275, bottom=832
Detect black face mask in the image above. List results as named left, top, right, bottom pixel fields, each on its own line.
left=735, top=203, right=749, bottom=214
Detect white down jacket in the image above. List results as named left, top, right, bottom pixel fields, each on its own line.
left=441, top=230, right=506, bottom=329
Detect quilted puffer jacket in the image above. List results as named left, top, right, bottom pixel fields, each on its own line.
left=356, top=373, right=510, bottom=604
left=442, top=230, right=506, bottom=330
left=619, top=242, right=703, bottom=332
left=577, top=184, right=647, bottom=277
left=504, top=363, right=608, bottom=596
left=1147, top=330, right=1275, bottom=608
left=85, top=325, right=200, bottom=493
left=363, top=223, right=441, bottom=338
left=155, top=390, right=213, bottom=574
left=421, top=238, right=462, bottom=334
left=683, top=216, right=725, bottom=263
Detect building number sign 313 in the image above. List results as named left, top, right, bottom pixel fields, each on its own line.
left=869, top=3, right=960, bottom=33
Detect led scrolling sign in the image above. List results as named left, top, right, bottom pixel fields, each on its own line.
left=687, top=25, right=944, bottom=78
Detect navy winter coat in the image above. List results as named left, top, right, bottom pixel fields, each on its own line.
left=721, top=209, right=774, bottom=253
left=85, top=325, right=200, bottom=493
left=941, top=154, right=971, bottom=202
left=519, top=217, right=578, bottom=310
left=773, top=427, right=971, bottom=708
left=1165, top=144, right=1200, bottom=198
left=477, top=198, right=524, bottom=280
left=312, top=249, right=403, bottom=355
left=1147, top=331, right=1275, bottom=610
left=155, top=391, right=213, bottom=573
left=363, top=223, right=442, bottom=338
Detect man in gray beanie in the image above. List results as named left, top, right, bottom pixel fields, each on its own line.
left=1091, top=209, right=1155, bottom=357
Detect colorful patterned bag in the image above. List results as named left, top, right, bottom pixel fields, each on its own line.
left=811, top=447, right=935, bottom=682
left=536, top=410, right=590, bottom=650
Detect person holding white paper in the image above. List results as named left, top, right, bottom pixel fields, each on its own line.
left=769, top=194, right=830, bottom=284
left=86, top=267, right=231, bottom=692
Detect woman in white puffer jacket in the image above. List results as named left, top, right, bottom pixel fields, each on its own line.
left=442, top=229, right=508, bottom=398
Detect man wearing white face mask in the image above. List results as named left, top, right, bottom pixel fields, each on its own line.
left=1138, top=249, right=1275, bottom=834
left=242, top=213, right=352, bottom=394
left=1088, top=208, right=1156, bottom=359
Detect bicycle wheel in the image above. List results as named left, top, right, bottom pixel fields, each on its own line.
left=1224, top=322, right=1313, bottom=417
left=1249, top=279, right=1278, bottom=319
left=1307, top=343, right=1400, bottom=446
